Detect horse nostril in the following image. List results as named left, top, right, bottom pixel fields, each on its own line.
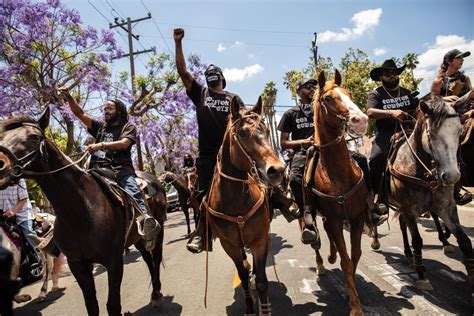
left=0, top=159, right=5, bottom=171
left=441, top=173, right=448, bottom=182
left=351, top=116, right=360, bottom=124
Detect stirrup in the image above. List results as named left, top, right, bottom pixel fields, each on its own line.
left=137, top=215, right=160, bottom=251
left=456, top=191, right=472, bottom=206
left=186, top=236, right=203, bottom=254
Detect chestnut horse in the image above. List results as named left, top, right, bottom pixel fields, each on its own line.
left=204, top=96, right=285, bottom=315
left=389, top=96, right=474, bottom=299
left=0, top=110, right=167, bottom=315
left=159, top=171, right=199, bottom=235
left=306, top=70, right=368, bottom=315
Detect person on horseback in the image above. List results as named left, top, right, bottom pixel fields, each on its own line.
left=174, top=28, right=296, bottom=253
left=367, top=59, right=418, bottom=211
left=438, top=49, right=473, bottom=204
left=278, top=78, right=320, bottom=245
left=58, top=88, right=158, bottom=245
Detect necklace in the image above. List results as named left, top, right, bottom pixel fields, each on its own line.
left=382, top=85, right=400, bottom=99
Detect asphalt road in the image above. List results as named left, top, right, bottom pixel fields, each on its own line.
left=14, top=203, right=474, bottom=315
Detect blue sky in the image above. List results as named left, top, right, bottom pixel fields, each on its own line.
left=64, top=0, right=474, bottom=114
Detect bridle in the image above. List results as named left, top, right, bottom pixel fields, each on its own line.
left=0, top=122, right=88, bottom=181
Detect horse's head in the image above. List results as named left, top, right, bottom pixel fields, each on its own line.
left=418, top=98, right=462, bottom=186
left=227, top=96, right=285, bottom=187
left=315, top=70, right=368, bottom=137
left=0, top=108, right=50, bottom=189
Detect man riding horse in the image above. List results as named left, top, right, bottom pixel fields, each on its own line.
left=58, top=88, right=158, bottom=249
left=366, top=59, right=419, bottom=211
left=174, top=28, right=297, bottom=253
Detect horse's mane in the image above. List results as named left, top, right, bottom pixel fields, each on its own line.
left=0, top=116, right=35, bottom=131
left=415, top=97, right=451, bottom=131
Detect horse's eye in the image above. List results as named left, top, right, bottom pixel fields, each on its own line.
left=324, top=95, right=333, bottom=102
left=237, top=129, right=247, bottom=138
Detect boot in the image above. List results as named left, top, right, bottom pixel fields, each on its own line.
left=455, top=187, right=472, bottom=206
left=270, top=188, right=299, bottom=222
left=366, top=198, right=388, bottom=228
left=301, top=206, right=320, bottom=249
left=137, top=214, right=160, bottom=252
left=186, top=214, right=213, bottom=253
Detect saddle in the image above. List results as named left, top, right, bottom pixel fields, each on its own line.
left=304, top=145, right=319, bottom=188
left=461, top=118, right=473, bottom=146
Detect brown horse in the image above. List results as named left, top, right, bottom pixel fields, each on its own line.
left=159, top=171, right=199, bottom=235
left=306, top=70, right=368, bottom=315
left=0, top=109, right=167, bottom=315
left=205, top=96, right=285, bottom=315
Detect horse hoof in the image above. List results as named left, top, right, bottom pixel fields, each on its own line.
left=316, top=266, right=327, bottom=276
left=150, top=293, right=164, bottom=308
left=50, top=286, right=62, bottom=292
left=35, top=296, right=46, bottom=303
left=328, top=255, right=337, bottom=264
left=14, top=294, right=32, bottom=303
left=443, top=245, right=454, bottom=254
left=416, top=279, right=433, bottom=291
left=371, top=240, right=381, bottom=250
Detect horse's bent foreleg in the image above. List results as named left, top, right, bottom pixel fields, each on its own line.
left=251, top=236, right=271, bottom=316
left=68, top=261, right=99, bottom=316
left=329, top=220, right=362, bottom=316
left=431, top=212, right=453, bottom=253
left=323, top=220, right=338, bottom=264
left=405, top=214, right=432, bottom=291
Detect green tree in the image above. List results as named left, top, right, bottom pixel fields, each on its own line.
left=260, top=81, right=279, bottom=149
left=401, top=53, right=423, bottom=92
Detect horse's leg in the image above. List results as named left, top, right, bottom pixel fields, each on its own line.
left=315, top=249, right=326, bottom=276
left=36, top=253, right=53, bottom=302
left=329, top=220, right=362, bottom=316
left=405, top=214, right=433, bottom=291
left=431, top=212, right=454, bottom=253
left=221, top=239, right=255, bottom=315
left=151, top=224, right=165, bottom=307
left=190, top=194, right=200, bottom=229
left=371, top=226, right=380, bottom=250
left=105, top=254, right=124, bottom=316
left=399, top=214, right=413, bottom=266
left=181, top=199, right=191, bottom=236
left=323, top=219, right=338, bottom=264
left=68, top=261, right=99, bottom=316
left=251, top=237, right=271, bottom=316
left=438, top=207, right=474, bottom=304
left=51, top=254, right=65, bottom=291
left=350, top=216, right=364, bottom=275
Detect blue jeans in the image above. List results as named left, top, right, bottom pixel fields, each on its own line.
left=117, top=174, right=148, bottom=214
left=18, top=219, right=37, bottom=251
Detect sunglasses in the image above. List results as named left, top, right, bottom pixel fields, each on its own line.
left=302, top=84, right=315, bottom=90
left=381, top=70, right=399, bottom=77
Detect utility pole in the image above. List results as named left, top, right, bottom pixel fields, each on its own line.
left=311, top=32, right=318, bottom=69
left=110, top=14, right=155, bottom=171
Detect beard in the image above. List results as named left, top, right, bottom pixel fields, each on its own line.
left=382, top=77, right=399, bottom=90
left=105, top=113, right=119, bottom=124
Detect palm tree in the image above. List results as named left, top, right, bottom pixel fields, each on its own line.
left=261, top=81, right=279, bottom=149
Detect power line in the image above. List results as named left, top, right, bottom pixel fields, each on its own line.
left=87, top=0, right=110, bottom=23
left=148, top=21, right=313, bottom=35
left=139, top=0, right=174, bottom=57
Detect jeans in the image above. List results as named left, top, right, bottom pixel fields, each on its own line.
left=117, top=174, right=148, bottom=214
left=18, top=219, right=37, bottom=251
left=196, top=156, right=217, bottom=203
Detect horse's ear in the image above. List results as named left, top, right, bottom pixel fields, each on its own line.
left=38, top=106, right=50, bottom=130
left=230, top=95, right=243, bottom=119
left=317, top=71, right=326, bottom=91
left=452, top=90, right=473, bottom=111
left=251, top=96, right=263, bottom=115
left=420, top=100, right=432, bottom=115
left=334, top=69, right=342, bottom=86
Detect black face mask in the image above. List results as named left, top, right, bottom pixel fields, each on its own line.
left=206, top=73, right=221, bottom=88
left=382, top=77, right=399, bottom=90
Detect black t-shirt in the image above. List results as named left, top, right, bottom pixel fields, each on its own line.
left=366, top=86, right=417, bottom=134
left=277, top=104, right=314, bottom=151
left=88, top=119, right=137, bottom=178
left=187, top=79, right=244, bottom=156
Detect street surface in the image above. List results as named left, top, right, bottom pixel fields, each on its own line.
left=14, top=203, right=474, bottom=315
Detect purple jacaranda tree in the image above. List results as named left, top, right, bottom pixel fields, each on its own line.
left=0, top=0, right=121, bottom=154
left=111, top=53, right=206, bottom=173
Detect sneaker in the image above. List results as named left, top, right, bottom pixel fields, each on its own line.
left=301, top=227, right=320, bottom=246
left=455, top=191, right=472, bottom=206
left=279, top=206, right=300, bottom=223
left=186, top=236, right=203, bottom=254
left=137, top=214, right=160, bottom=252
left=371, top=213, right=388, bottom=227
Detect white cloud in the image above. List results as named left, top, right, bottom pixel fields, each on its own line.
left=217, top=43, right=226, bottom=53
left=234, top=41, right=243, bottom=46
left=373, top=47, right=387, bottom=56
left=319, top=8, right=382, bottom=43
left=223, top=64, right=264, bottom=82
left=414, top=35, right=474, bottom=94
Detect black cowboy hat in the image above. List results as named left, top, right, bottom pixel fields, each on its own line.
left=296, top=78, right=318, bottom=92
left=370, top=59, right=407, bottom=81
left=205, top=64, right=226, bottom=89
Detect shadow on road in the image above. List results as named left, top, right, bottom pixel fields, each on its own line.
left=131, top=295, right=183, bottom=315
left=226, top=281, right=321, bottom=316
left=13, top=287, right=67, bottom=316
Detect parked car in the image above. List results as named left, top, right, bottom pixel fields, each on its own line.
left=166, top=186, right=180, bottom=212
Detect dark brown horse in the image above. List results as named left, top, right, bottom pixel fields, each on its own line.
left=159, top=171, right=199, bottom=235
left=205, top=96, right=285, bottom=315
left=0, top=109, right=167, bottom=315
left=306, top=70, right=368, bottom=316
